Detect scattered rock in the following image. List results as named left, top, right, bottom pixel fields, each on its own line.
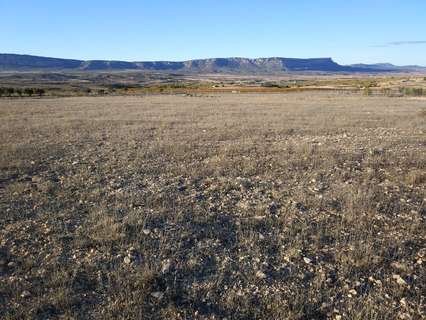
left=268, top=202, right=278, bottom=214
left=369, top=148, right=385, bottom=156
left=295, top=202, right=308, bottom=213
left=151, top=291, right=164, bottom=299
left=161, top=259, right=172, bottom=274
left=391, top=261, right=408, bottom=271
left=303, top=257, right=312, bottom=264
left=348, top=289, right=357, bottom=296
left=392, top=274, right=407, bottom=286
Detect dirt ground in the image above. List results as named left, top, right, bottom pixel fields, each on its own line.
left=1, top=92, right=425, bottom=319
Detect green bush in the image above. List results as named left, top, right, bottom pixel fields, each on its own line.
left=0, top=87, right=47, bottom=97
left=35, top=88, right=45, bottom=96
left=24, top=88, right=34, bottom=96
left=7, top=87, right=15, bottom=96
left=262, top=82, right=281, bottom=88
left=403, top=87, right=424, bottom=96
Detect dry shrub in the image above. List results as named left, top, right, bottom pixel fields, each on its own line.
left=87, top=209, right=124, bottom=244
left=406, top=170, right=426, bottom=185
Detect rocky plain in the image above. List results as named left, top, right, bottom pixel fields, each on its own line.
left=0, top=92, right=425, bottom=319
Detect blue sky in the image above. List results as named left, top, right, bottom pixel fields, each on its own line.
left=2, top=0, right=426, bottom=65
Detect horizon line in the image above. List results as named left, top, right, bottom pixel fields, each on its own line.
left=1, top=52, right=421, bottom=67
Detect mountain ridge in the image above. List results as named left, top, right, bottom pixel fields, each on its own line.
left=1, top=53, right=425, bottom=73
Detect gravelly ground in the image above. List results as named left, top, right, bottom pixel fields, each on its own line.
left=0, top=93, right=425, bottom=319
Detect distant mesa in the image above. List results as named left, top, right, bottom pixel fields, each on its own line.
left=0, top=53, right=425, bottom=73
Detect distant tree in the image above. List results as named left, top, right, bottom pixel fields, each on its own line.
left=24, top=88, right=34, bottom=97
left=35, top=88, right=45, bottom=96
left=15, top=88, right=23, bottom=97
left=0, top=87, right=4, bottom=97
left=7, top=87, right=15, bottom=96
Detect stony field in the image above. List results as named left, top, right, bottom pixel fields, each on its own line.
left=0, top=92, right=425, bottom=319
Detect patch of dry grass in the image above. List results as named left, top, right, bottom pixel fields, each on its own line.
left=0, top=92, right=425, bottom=319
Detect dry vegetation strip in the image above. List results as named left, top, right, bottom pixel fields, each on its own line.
left=0, top=93, right=425, bottom=319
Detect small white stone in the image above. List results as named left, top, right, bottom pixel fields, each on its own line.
left=392, top=274, right=407, bottom=286
left=303, top=257, right=312, bottom=264
left=151, top=291, right=164, bottom=299
left=161, top=259, right=172, bottom=273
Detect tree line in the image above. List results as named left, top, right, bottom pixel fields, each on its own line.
left=0, top=87, right=46, bottom=97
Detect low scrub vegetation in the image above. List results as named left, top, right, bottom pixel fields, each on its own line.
left=0, top=87, right=45, bottom=97
left=400, top=87, right=425, bottom=96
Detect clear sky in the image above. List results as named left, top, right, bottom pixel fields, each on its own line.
left=2, top=0, right=426, bottom=65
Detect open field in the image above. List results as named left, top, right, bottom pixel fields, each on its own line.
left=1, top=71, right=426, bottom=97
left=0, top=92, right=425, bottom=319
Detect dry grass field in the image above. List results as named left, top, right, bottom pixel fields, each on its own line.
left=0, top=92, right=425, bottom=319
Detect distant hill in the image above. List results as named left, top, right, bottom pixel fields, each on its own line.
left=1, top=53, right=425, bottom=73
left=350, top=63, right=426, bottom=72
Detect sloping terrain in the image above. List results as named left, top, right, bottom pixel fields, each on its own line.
left=351, top=63, right=426, bottom=72
left=0, top=93, right=425, bottom=319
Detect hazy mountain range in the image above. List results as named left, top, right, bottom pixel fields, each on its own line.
left=1, top=53, right=425, bottom=74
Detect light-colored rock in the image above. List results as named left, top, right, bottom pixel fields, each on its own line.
left=392, top=274, right=407, bottom=286
left=151, top=291, right=164, bottom=299
left=161, top=259, right=172, bottom=273
left=303, top=257, right=312, bottom=264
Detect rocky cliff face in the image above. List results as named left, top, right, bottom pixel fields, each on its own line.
left=1, top=53, right=421, bottom=73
